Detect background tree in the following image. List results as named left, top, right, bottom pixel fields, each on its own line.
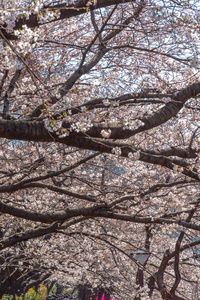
left=0, top=0, right=200, bottom=299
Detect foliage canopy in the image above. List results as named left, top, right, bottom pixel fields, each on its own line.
left=0, top=0, right=200, bottom=299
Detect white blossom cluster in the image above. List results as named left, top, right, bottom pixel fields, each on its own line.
left=15, top=25, right=39, bottom=54
left=136, top=286, right=151, bottom=300
left=70, top=121, right=93, bottom=133
left=102, top=99, right=111, bottom=106
left=45, top=118, right=93, bottom=136
left=0, top=9, right=18, bottom=31
left=123, top=119, right=145, bottom=130
left=112, top=100, right=120, bottom=106
left=0, top=0, right=48, bottom=32
left=173, top=165, right=184, bottom=173
left=44, top=119, right=69, bottom=138
left=81, top=106, right=87, bottom=112
left=44, top=119, right=63, bottom=133
left=87, top=0, right=98, bottom=6
left=32, top=0, right=46, bottom=13
left=102, top=99, right=120, bottom=107
left=111, top=147, right=122, bottom=156
left=0, top=0, right=31, bottom=31
left=1, top=51, right=14, bottom=69
left=163, top=97, right=171, bottom=103
left=128, top=150, right=140, bottom=161
left=101, top=129, right=111, bottom=138
left=0, top=39, right=20, bottom=69
left=1, top=0, right=60, bottom=37
left=38, top=9, right=61, bottom=24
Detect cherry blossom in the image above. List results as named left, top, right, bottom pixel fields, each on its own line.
left=0, top=1, right=199, bottom=299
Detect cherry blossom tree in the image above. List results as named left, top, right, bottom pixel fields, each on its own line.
left=0, top=0, right=200, bottom=299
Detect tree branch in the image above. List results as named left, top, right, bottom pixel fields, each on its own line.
left=0, top=69, right=9, bottom=96
left=1, top=1, right=135, bottom=40
left=0, top=119, right=199, bottom=181
left=30, top=1, right=145, bottom=117
left=2, top=68, right=22, bottom=119
left=0, top=222, right=60, bottom=251
left=170, top=209, right=197, bottom=295
left=22, top=182, right=98, bottom=203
